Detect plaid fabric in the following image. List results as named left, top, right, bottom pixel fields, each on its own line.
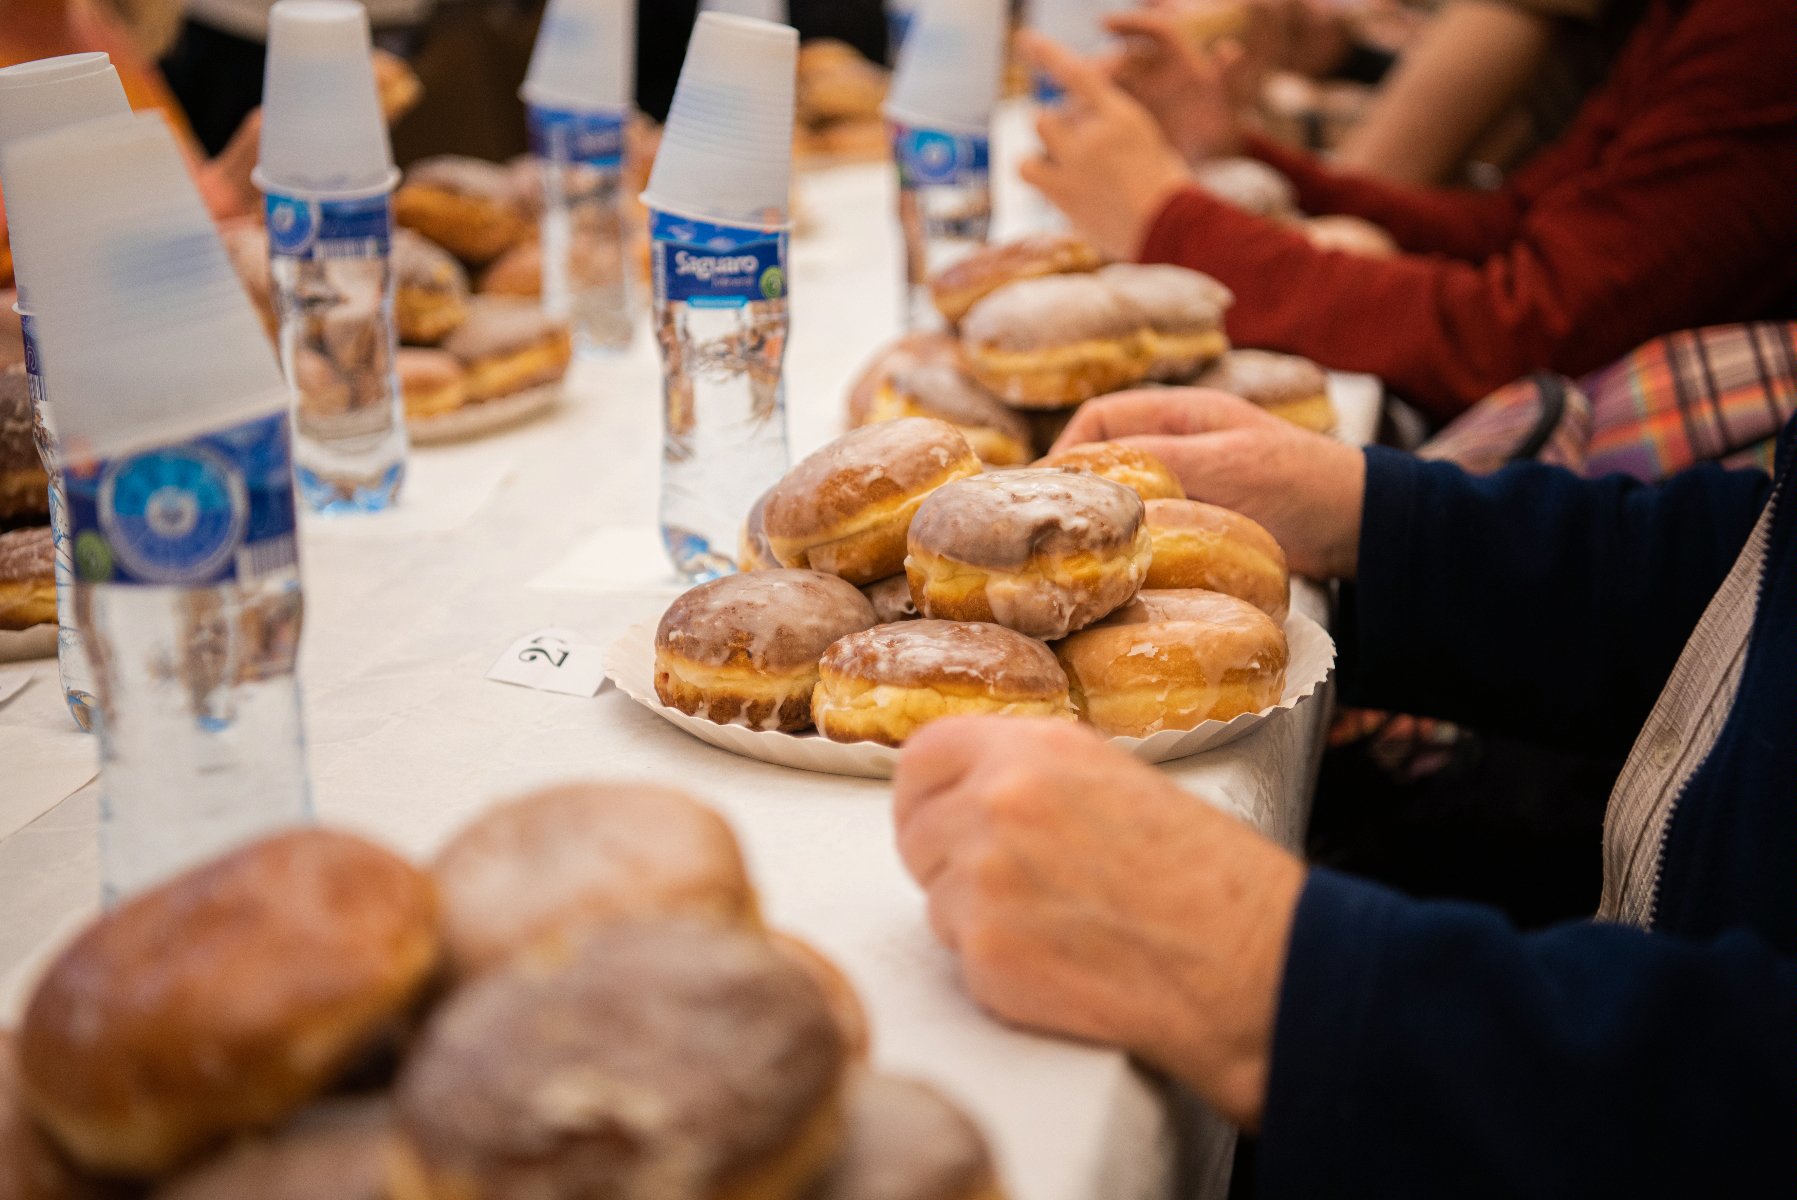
left=1583, top=322, right=1797, bottom=481
left=1417, top=373, right=1591, bottom=475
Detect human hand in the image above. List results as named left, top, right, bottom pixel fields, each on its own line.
left=1017, top=33, right=1197, bottom=261
left=1101, top=9, right=1247, bottom=162
left=893, top=718, right=1305, bottom=1129
left=1054, top=389, right=1366, bottom=580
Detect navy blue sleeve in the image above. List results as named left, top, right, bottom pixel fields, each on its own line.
left=1258, top=870, right=1797, bottom=1198
left=1339, top=448, right=1772, bottom=753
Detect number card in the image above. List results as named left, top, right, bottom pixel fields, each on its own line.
left=486, top=627, right=608, bottom=697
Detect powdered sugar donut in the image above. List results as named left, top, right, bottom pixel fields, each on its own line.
left=958, top=276, right=1154, bottom=409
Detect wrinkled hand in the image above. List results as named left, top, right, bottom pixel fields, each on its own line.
left=1054, top=389, right=1366, bottom=580
left=894, top=718, right=1305, bottom=1129
left=1017, top=33, right=1196, bottom=261
left=1102, top=9, right=1247, bottom=163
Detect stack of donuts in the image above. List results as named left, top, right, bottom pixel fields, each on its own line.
left=844, top=236, right=1345, bottom=462
left=0, top=784, right=1007, bottom=1200
left=0, top=364, right=54, bottom=636
left=793, top=40, right=892, bottom=168
left=655, top=417, right=1294, bottom=747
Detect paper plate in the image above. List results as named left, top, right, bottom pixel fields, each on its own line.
left=0, top=625, right=56, bottom=664
left=606, top=614, right=1335, bottom=780
left=407, top=383, right=562, bottom=445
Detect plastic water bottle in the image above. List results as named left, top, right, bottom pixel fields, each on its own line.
left=5, top=111, right=314, bottom=903
left=256, top=0, right=407, bottom=514
left=642, top=12, right=798, bottom=581
left=522, top=0, right=636, bottom=355
left=886, top=0, right=1005, bottom=327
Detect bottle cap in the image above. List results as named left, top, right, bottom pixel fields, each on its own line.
left=522, top=0, right=635, bottom=112
left=7, top=113, right=288, bottom=460
left=254, top=0, right=398, bottom=199
left=884, top=0, right=1007, bottom=136
left=0, top=54, right=130, bottom=203
left=641, top=12, right=797, bottom=228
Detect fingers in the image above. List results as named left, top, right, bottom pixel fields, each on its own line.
left=892, top=717, right=990, bottom=827
left=1104, top=10, right=1184, bottom=48
left=1015, top=31, right=1117, bottom=110
left=1050, top=388, right=1268, bottom=451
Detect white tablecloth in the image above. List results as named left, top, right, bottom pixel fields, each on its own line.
left=0, top=130, right=1380, bottom=1200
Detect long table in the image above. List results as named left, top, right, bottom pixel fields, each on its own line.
left=0, top=135, right=1379, bottom=1199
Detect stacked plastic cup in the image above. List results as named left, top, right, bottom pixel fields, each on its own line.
left=254, top=0, right=408, bottom=515
left=1028, top=0, right=1130, bottom=103
left=5, top=112, right=312, bottom=902
left=884, top=0, right=1006, bottom=328
left=700, top=0, right=789, bottom=22
left=0, top=52, right=132, bottom=732
left=522, top=0, right=638, bottom=354
left=641, top=12, right=797, bottom=582
left=885, top=0, right=921, bottom=61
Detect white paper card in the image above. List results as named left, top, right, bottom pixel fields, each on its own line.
left=486, top=628, right=608, bottom=697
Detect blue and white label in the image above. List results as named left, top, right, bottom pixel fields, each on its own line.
left=17, top=311, right=47, bottom=410
left=651, top=211, right=788, bottom=310
left=266, top=191, right=392, bottom=261
left=528, top=104, right=627, bottom=171
left=64, top=411, right=299, bottom=588
left=894, top=124, right=991, bottom=190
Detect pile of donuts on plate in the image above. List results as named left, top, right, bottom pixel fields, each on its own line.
left=655, top=416, right=1293, bottom=748
left=0, top=364, right=53, bottom=640
left=0, top=782, right=1007, bottom=1200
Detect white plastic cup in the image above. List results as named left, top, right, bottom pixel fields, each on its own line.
left=6, top=113, right=288, bottom=461
left=523, top=0, right=635, bottom=111
left=642, top=12, right=798, bottom=228
left=885, top=0, right=1007, bottom=136
left=254, top=0, right=397, bottom=198
left=1027, top=0, right=1130, bottom=57
left=701, top=0, right=788, bottom=22
left=0, top=54, right=130, bottom=196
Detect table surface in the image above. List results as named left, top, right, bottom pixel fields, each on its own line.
left=0, top=127, right=1379, bottom=1200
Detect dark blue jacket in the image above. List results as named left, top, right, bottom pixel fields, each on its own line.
left=1259, top=417, right=1797, bottom=1196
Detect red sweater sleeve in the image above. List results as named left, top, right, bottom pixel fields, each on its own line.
left=1145, top=0, right=1797, bottom=418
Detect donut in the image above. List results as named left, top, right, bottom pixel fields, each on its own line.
left=1035, top=441, right=1184, bottom=502
left=958, top=276, right=1154, bottom=409
left=656, top=569, right=879, bottom=731
left=768, top=933, right=871, bottom=1062
left=389, top=920, right=848, bottom=1200
left=218, top=219, right=277, bottom=342
left=396, top=348, right=469, bottom=422
left=798, top=40, right=889, bottom=124
left=1192, top=157, right=1299, bottom=219
left=761, top=419, right=982, bottom=585
left=1301, top=214, right=1398, bottom=258
left=0, top=365, right=49, bottom=528
left=1196, top=349, right=1336, bottom=433
left=392, top=228, right=470, bottom=346
left=441, top=297, right=573, bottom=402
left=0, top=527, right=55, bottom=632
left=1142, top=498, right=1290, bottom=622
left=16, top=830, right=440, bottom=1177
left=861, top=574, right=919, bottom=623
left=858, top=362, right=1034, bottom=467
left=433, top=782, right=761, bottom=979
left=929, top=234, right=1105, bottom=328
left=1094, top=264, right=1233, bottom=382
left=812, top=620, right=1075, bottom=747
left=815, top=1074, right=1004, bottom=1200
left=394, top=157, right=534, bottom=267
left=906, top=470, right=1151, bottom=640
left=814, top=117, right=892, bottom=164
left=845, top=333, right=961, bottom=428
left=1055, top=589, right=1288, bottom=736
left=0, top=1031, right=99, bottom=1200
left=151, top=1099, right=394, bottom=1200
left=739, top=488, right=781, bottom=571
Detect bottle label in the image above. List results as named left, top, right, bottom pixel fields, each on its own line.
left=64, top=411, right=299, bottom=588
left=265, top=191, right=392, bottom=261
left=527, top=104, right=627, bottom=172
left=650, top=211, right=788, bottom=311
left=893, top=123, right=991, bottom=191
left=18, top=311, right=47, bottom=411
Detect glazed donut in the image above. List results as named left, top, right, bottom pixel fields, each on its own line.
left=815, top=1074, right=1004, bottom=1200
left=739, top=488, right=781, bottom=571
left=396, top=348, right=469, bottom=422
left=797, top=40, right=889, bottom=124
left=392, top=228, right=470, bottom=345
left=1301, top=214, right=1398, bottom=258
left=441, top=297, right=573, bottom=402
left=394, top=157, right=533, bottom=266
left=389, top=920, right=848, bottom=1200
left=812, top=620, right=1075, bottom=747
left=761, top=419, right=982, bottom=585
left=152, top=1099, right=394, bottom=1200
left=1, top=1031, right=99, bottom=1200
left=813, top=117, right=892, bottom=164
left=17, top=830, right=440, bottom=1177
left=1055, top=589, right=1288, bottom=736
left=656, top=569, right=879, bottom=731
left=1094, top=264, right=1233, bottom=382
left=958, top=276, right=1154, bottom=409
left=845, top=332, right=961, bottom=428
left=1192, top=157, right=1299, bottom=219
left=861, top=574, right=919, bottom=623
left=768, top=933, right=871, bottom=1062
left=906, top=470, right=1151, bottom=640
left=861, top=362, right=1035, bottom=467
left=1142, top=499, right=1290, bottom=622
left=0, top=528, right=56, bottom=632
left=1035, top=441, right=1184, bottom=502
left=0, top=366, right=49, bottom=528
left=929, top=234, right=1104, bottom=328
left=1197, top=349, right=1336, bottom=434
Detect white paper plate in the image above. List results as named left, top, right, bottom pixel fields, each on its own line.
left=407, top=383, right=562, bottom=445
left=607, top=614, right=1335, bottom=780
left=0, top=625, right=56, bottom=664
